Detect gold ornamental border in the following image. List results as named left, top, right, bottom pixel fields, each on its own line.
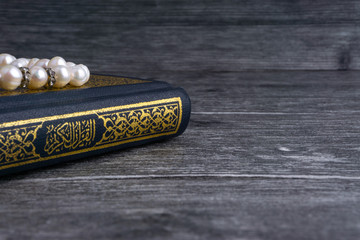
left=0, top=97, right=182, bottom=170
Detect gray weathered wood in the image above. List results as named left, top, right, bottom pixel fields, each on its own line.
left=1, top=0, right=360, bottom=239
left=1, top=71, right=360, bottom=239
left=1, top=178, right=360, bottom=240
left=0, top=0, right=360, bottom=71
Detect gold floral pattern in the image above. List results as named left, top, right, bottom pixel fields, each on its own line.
left=96, top=103, right=180, bottom=146
left=0, top=125, right=41, bottom=165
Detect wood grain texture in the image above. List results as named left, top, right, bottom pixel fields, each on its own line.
left=1, top=0, right=360, bottom=239
left=1, top=71, right=360, bottom=239
left=0, top=0, right=360, bottom=71
left=1, top=178, right=360, bottom=240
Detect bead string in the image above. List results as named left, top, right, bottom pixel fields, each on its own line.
left=0, top=53, right=90, bottom=91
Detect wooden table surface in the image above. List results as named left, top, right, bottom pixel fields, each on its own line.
left=1, top=1, right=360, bottom=239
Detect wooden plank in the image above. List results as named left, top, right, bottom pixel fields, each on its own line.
left=0, top=1, right=360, bottom=71
left=1, top=25, right=360, bottom=72
left=1, top=0, right=360, bottom=26
left=163, top=70, right=360, bottom=113
left=0, top=178, right=359, bottom=239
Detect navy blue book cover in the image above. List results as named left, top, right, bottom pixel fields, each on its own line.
left=0, top=74, right=191, bottom=176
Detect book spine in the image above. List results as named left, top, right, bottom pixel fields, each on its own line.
left=0, top=88, right=190, bottom=176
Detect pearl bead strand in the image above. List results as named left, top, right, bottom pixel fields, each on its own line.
left=0, top=53, right=90, bottom=90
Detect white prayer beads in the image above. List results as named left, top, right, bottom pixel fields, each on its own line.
left=0, top=53, right=90, bottom=90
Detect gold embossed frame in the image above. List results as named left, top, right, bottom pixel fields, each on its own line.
left=0, top=97, right=182, bottom=170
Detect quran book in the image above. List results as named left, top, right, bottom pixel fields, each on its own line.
left=0, top=74, right=191, bottom=176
